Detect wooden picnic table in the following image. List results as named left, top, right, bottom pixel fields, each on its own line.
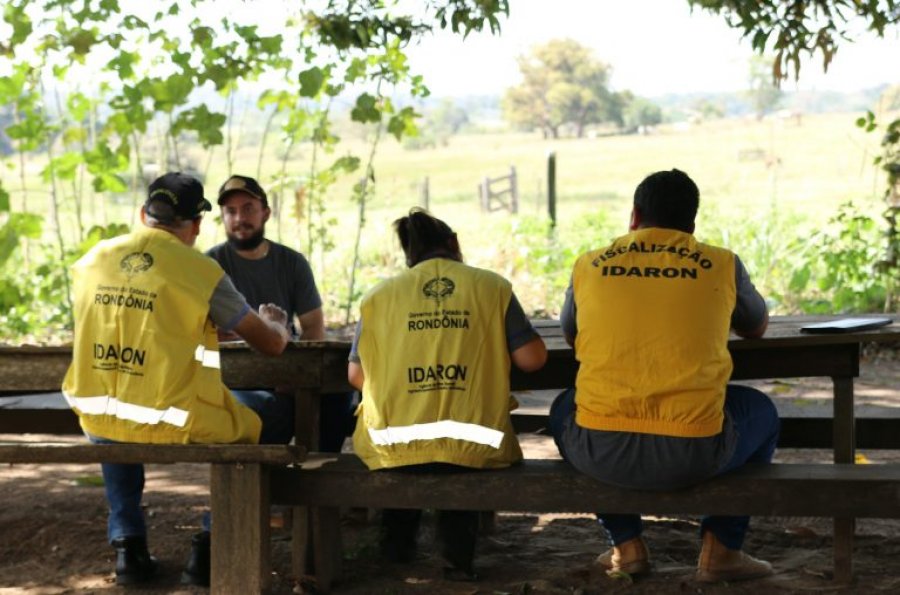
left=0, top=314, right=897, bottom=585
left=1, top=315, right=898, bottom=452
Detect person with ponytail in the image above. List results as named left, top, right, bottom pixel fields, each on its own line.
left=347, top=208, right=547, bottom=579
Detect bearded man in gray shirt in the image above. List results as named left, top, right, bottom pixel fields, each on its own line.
left=207, top=174, right=353, bottom=452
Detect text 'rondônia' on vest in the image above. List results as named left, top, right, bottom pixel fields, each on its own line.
left=94, top=286, right=156, bottom=312
left=407, top=309, right=470, bottom=332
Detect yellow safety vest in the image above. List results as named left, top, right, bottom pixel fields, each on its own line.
left=352, top=258, right=522, bottom=470
left=62, top=226, right=261, bottom=444
left=572, top=227, right=736, bottom=438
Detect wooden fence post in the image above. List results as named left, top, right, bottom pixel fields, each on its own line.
left=547, top=151, right=557, bottom=228
left=420, top=176, right=430, bottom=210
left=509, top=166, right=519, bottom=214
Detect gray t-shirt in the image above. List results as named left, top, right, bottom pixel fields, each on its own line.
left=208, top=274, right=251, bottom=332
left=207, top=241, right=322, bottom=337
left=557, top=252, right=766, bottom=489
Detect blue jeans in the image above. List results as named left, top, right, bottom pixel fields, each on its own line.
left=93, top=390, right=298, bottom=543
left=231, top=390, right=296, bottom=445
left=233, top=389, right=356, bottom=451
left=549, top=384, right=779, bottom=550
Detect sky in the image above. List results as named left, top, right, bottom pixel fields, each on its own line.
left=1, top=0, right=895, bottom=99
left=404, top=0, right=900, bottom=98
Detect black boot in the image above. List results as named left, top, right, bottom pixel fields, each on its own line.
left=437, top=510, right=479, bottom=580
left=381, top=509, right=420, bottom=563
left=112, top=536, right=159, bottom=586
left=181, top=531, right=211, bottom=586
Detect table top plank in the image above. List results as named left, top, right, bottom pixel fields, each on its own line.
left=0, top=316, right=896, bottom=393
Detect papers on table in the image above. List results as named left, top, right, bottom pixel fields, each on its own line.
left=800, top=317, right=893, bottom=333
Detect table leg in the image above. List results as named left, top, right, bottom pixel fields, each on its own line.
left=292, top=388, right=319, bottom=580
left=294, top=388, right=320, bottom=452
left=832, top=376, right=855, bottom=584
left=290, top=388, right=343, bottom=587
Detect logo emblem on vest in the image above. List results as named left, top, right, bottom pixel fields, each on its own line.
left=120, top=252, right=154, bottom=279
left=422, top=277, right=455, bottom=302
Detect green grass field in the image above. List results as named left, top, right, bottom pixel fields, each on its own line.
left=3, top=111, right=894, bottom=330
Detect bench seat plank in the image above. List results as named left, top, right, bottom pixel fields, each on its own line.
left=270, top=455, right=900, bottom=519
left=0, top=443, right=306, bottom=465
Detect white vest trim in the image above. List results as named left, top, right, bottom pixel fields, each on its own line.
left=194, top=345, right=221, bottom=369
left=63, top=392, right=190, bottom=428
left=367, top=420, right=504, bottom=449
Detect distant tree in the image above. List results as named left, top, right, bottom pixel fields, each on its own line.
left=623, top=98, right=663, bottom=132
left=882, top=84, right=900, bottom=111
left=502, top=39, right=620, bottom=138
left=693, top=98, right=725, bottom=120
left=430, top=98, right=470, bottom=135
left=747, top=55, right=783, bottom=119
left=403, top=99, right=470, bottom=150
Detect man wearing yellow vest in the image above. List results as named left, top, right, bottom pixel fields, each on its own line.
left=549, top=169, right=778, bottom=583
left=62, top=172, right=291, bottom=586
left=348, top=208, right=548, bottom=579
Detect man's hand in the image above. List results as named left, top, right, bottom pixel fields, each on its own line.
left=259, top=303, right=288, bottom=328
left=233, top=306, right=290, bottom=356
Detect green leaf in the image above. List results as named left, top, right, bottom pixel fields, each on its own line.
left=788, top=266, right=811, bottom=293
left=258, top=34, right=283, bottom=55
left=3, top=3, right=33, bottom=49
left=331, top=155, right=360, bottom=173
left=15, top=213, right=43, bottom=238
left=298, top=67, right=325, bottom=98
left=0, top=213, right=43, bottom=268
left=148, top=74, right=193, bottom=111
left=350, top=93, right=380, bottom=124
left=67, top=28, right=99, bottom=57
left=345, top=57, right=367, bottom=82
left=192, top=25, right=214, bottom=47
left=108, top=50, right=139, bottom=80
left=67, top=92, right=91, bottom=122
left=171, top=105, right=227, bottom=148
left=0, top=184, right=9, bottom=212
left=92, top=173, right=128, bottom=193
left=73, top=475, right=105, bottom=487
left=122, top=15, right=148, bottom=30
left=43, top=152, right=84, bottom=182
left=386, top=106, right=419, bottom=141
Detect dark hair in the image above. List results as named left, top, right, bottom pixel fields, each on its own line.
left=145, top=199, right=178, bottom=224
left=393, top=208, right=459, bottom=267
left=633, top=169, right=699, bottom=232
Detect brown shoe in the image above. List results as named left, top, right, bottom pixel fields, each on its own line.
left=595, top=536, right=651, bottom=576
left=696, top=531, right=773, bottom=583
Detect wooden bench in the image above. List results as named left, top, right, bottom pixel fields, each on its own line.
left=271, top=454, right=900, bottom=592
left=0, top=442, right=306, bottom=594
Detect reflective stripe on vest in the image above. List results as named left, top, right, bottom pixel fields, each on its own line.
left=367, top=420, right=504, bottom=449
left=62, top=392, right=190, bottom=428
left=194, top=345, right=221, bottom=369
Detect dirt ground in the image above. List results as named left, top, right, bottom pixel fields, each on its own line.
left=1, top=347, right=899, bottom=594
